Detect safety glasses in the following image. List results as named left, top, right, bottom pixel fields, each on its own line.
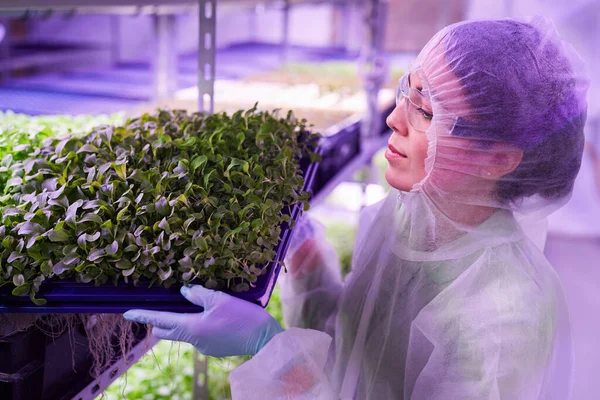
left=396, top=73, right=434, bottom=132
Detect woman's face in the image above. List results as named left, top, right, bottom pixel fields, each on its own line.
left=384, top=72, right=432, bottom=192
left=385, top=45, right=523, bottom=196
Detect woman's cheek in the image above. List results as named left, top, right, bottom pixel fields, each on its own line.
left=411, top=134, right=431, bottom=182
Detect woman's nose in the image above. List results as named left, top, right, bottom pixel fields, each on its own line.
left=386, top=102, right=408, bottom=136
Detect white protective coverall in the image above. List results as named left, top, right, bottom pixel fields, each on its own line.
left=230, top=15, right=589, bottom=400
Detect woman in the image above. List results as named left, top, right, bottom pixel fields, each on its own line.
left=125, top=16, right=589, bottom=399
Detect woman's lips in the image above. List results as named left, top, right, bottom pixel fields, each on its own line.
left=385, top=143, right=407, bottom=160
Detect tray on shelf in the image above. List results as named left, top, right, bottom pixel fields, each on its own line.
left=312, top=117, right=362, bottom=195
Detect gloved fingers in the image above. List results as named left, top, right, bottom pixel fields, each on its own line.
left=181, top=284, right=222, bottom=309
left=150, top=326, right=181, bottom=342
left=123, top=309, right=186, bottom=330
left=287, top=215, right=328, bottom=262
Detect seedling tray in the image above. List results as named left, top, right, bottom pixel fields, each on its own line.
left=0, top=149, right=320, bottom=314
left=312, top=118, right=362, bottom=195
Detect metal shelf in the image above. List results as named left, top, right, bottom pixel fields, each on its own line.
left=0, top=46, right=104, bottom=71
left=70, top=336, right=160, bottom=400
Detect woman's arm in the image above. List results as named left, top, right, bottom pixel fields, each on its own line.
left=228, top=221, right=346, bottom=399
left=279, top=200, right=384, bottom=333
left=279, top=230, right=344, bottom=333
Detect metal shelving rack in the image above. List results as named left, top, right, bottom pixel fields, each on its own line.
left=0, top=0, right=388, bottom=398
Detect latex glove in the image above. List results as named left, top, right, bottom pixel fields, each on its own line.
left=123, top=285, right=284, bottom=358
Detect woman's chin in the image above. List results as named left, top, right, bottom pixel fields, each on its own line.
left=385, top=168, right=412, bottom=192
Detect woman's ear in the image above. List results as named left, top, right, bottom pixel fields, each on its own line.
left=487, top=148, right=523, bottom=178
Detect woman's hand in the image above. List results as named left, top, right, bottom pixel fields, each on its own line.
left=286, top=216, right=325, bottom=279
left=124, top=285, right=284, bottom=358
left=288, top=238, right=324, bottom=279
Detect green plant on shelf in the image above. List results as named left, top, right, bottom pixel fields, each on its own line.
left=323, top=220, right=357, bottom=278
left=0, top=111, right=125, bottom=192
left=248, top=61, right=404, bottom=95
left=351, top=148, right=392, bottom=191
left=0, top=107, right=320, bottom=305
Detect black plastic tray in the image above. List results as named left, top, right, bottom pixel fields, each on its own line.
left=312, top=119, right=361, bottom=195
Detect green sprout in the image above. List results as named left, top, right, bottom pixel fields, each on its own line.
left=0, top=106, right=320, bottom=304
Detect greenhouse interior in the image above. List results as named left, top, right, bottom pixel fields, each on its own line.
left=0, top=0, right=598, bottom=399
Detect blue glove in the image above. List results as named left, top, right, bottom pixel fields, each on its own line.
left=123, top=285, right=284, bottom=358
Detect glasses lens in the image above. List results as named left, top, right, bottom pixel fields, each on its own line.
left=408, top=101, right=433, bottom=132
left=396, top=75, right=407, bottom=106
left=396, top=73, right=434, bottom=132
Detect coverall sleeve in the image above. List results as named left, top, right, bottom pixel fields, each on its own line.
left=278, top=200, right=384, bottom=333
left=277, top=234, right=344, bottom=333
left=229, top=328, right=338, bottom=400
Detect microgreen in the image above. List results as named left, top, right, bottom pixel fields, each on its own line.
left=0, top=106, right=319, bottom=304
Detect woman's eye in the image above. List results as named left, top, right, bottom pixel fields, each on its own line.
left=418, top=108, right=433, bottom=120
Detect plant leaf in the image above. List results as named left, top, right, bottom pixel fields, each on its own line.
left=116, top=259, right=132, bottom=270
left=114, top=163, right=127, bottom=180
left=12, top=284, right=31, bottom=296
left=48, top=229, right=70, bottom=242
left=88, top=249, right=106, bottom=262
left=190, top=155, right=207, bottom=172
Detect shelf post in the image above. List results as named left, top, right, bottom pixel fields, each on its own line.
left=193, top=0, right=216, bottom=397
left=152, top=13, right=178, bottom=102
left=359, top=0, right=388, bottom=143
left=282, top=0, right=290, bottom=64
left=359, top=0, right=388, bottom=209
left=198, top=0, right=216, bottom=113
left=0, top=18, right=10, bottom=81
